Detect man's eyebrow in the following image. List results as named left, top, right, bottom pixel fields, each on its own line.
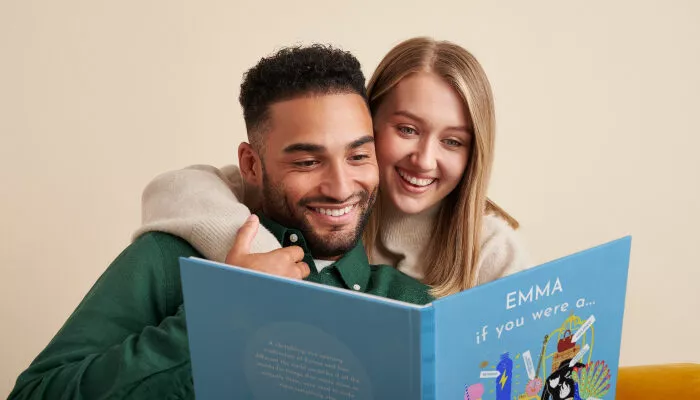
left=346, top=135, right=375, bottom=150
left=283, top=143, right=326, bottom=153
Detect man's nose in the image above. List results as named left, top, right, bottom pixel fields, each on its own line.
left=318, top=161, right=354, bottom=202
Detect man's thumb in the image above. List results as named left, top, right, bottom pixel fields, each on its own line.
left=226, top=214, right=259, bottom=263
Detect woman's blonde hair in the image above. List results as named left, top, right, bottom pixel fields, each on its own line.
left=363, top=37, right=518, bottom=298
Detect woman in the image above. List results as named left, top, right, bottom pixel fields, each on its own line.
left=135, top=36, right=530, bottom=297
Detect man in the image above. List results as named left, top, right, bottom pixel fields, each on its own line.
left=10, top=44, right=432, bottom=399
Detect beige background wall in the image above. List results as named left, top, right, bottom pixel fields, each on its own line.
left=2, top=0, right=699, bottom=396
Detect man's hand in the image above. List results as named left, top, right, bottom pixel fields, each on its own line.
left=225, top=214, right=310, bottom=279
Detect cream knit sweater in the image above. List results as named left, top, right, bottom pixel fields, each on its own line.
left=134, top=165, right=531, bottom=286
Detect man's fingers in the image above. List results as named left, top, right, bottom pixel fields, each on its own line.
left=277, top=245, right=305, bottom=263
left=296, top=262, right=310, bottom=278
left=285, top=262, right=309, bottom=280
left=269, top=247, right=308, bottom=279
left=225, top=214, right=259, bottom=264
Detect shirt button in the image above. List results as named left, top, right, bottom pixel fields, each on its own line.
left=352, top=284, right=361, bottom=291
left=289, top=233, right=298, bottom=243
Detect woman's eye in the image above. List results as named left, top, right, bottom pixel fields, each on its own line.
left=443, top=139, right=462, bottom=147
left=397, top=126, right=417, bottom=135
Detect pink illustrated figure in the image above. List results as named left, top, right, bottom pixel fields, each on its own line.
left=525, top=378, right=543, bottom=396
left=465, top=383, right=485, bottom=400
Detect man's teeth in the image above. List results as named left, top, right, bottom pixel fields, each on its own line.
left=314, top=205, right=354, bottom=217
left=398, top=169, right=435, bottom=187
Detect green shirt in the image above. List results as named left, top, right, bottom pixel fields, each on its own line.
left=10, top=220, right=432, bottom=400
left=256, top=213, right=433, bottom=302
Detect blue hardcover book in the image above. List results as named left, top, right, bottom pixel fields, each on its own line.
left=180, top=236, right=631, bottom=400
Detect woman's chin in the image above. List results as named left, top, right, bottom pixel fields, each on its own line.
left=386, top=192, right=437, bottom=215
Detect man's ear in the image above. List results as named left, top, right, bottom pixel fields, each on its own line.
left=238, top=142, right=263, bottom=186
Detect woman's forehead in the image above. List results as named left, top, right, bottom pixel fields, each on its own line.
left=379, top=72, right=471, bottom=128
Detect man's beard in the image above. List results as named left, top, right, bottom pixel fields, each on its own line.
left=261, top=172, right=377, bottom=259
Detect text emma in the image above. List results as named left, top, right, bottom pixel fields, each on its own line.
left=505, top=277, right=563, bottom=310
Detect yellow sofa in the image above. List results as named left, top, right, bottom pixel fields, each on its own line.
left=616, top=363, right=700, bottom=399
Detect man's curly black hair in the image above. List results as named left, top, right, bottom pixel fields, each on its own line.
left=239, top=44, right=368, bottom=147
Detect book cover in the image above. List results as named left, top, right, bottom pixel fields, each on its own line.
left=180, top=236, right=631, bottom=400
left=432, top=236, right=631, bottom=400
left=181, top=259, right=423, bottom=399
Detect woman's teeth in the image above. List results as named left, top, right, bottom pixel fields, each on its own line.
left=313, top=205, right=355, bottom=217
left=398, top=169, right=435, bottom=187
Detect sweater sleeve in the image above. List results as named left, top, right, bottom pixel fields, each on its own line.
left=476, top=214, right=533, bottom=286
left=8, top=233, right=198, bottom=400
left=133, top=164, right=282, bottom=262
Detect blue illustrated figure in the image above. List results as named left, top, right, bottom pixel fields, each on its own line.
left=495, top=352, right=513, bottom=400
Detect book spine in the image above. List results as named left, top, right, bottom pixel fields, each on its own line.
left=420, top=306, right=436, bottom=400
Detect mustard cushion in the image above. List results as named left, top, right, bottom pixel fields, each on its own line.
left=616, top=363, right=700, bottom=399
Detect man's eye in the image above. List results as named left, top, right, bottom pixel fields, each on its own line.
left=349, top=154, right=370, bottom=161
left=397, top=126, right=417, bottom=135
left=293, top=160, right=319, bottom=167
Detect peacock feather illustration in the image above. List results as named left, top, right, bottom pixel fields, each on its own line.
left=572, top=360, right=611, bottom=399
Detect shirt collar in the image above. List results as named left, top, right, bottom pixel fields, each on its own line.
left=256, top=212, right=371, bottom=292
